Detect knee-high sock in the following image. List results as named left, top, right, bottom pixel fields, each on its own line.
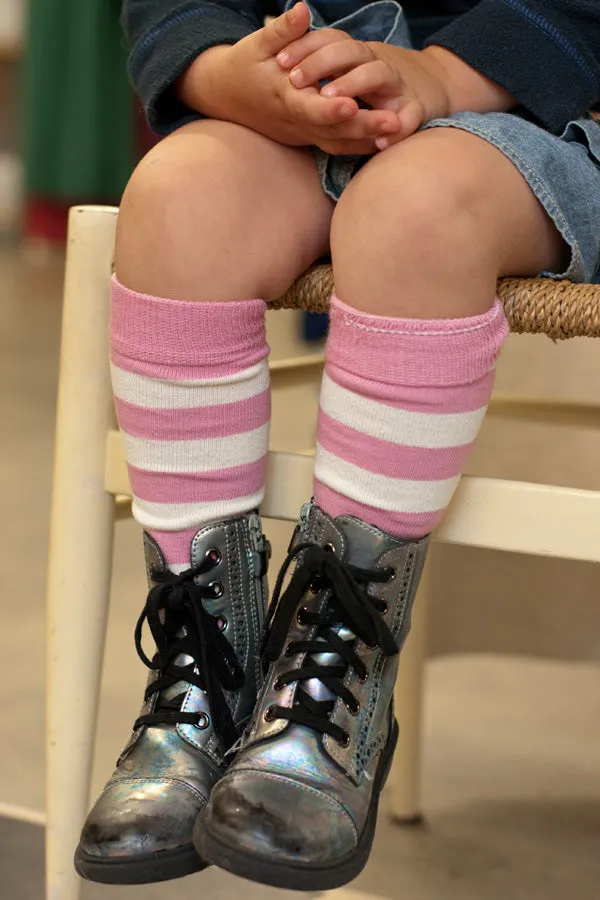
left=110, top=276, right=270, bottom=569
left=314, top=294, right=508, bottom=538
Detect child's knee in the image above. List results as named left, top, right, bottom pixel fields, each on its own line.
left=114, top=121, right=277, bottom=290
left=117, top=122, right=249, bottom=246
left=331, top=131, right=490, bottom=279
left=114, top=120, right=331, bottom=300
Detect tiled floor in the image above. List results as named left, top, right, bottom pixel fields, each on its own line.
left=2, top=243, right=600, bottom=899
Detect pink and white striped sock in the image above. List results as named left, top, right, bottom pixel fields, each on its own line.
left=110, top=276, right=270, bottom=570
left=314, top=294, right=509, bottom=538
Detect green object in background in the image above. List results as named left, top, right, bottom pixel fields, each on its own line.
left=24, top=0, right=134, bottom=201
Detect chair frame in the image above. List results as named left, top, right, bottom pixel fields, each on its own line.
left=45, top=206, right=600, bottom=900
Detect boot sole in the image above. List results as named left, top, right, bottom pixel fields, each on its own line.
left=74, top=842, right=207, bottom=885
left=196, top=719, right=399, bottom=892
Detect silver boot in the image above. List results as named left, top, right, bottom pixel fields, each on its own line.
left=75, top=512, right=269, bottom=884
left=196, top=501, right=428, bottom=891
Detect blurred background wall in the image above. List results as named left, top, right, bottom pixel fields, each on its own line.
left=0, top=0, right=23, bottom=234
left=0, top=0, right=135, bottom=244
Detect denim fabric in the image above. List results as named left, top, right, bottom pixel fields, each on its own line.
left=423, top=112, right=600, bottom=282
left=301, top=0, right=600, bottom=282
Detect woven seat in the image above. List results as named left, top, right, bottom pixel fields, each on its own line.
left=270, top=264, right=600, bottom=340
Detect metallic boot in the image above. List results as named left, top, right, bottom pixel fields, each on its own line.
left=196, top=502, right=428, bottom=892
left=75, top=512, right=269, bottom=885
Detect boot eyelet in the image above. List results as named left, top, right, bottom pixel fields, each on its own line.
left=338, top=731, right=351, bottom=748
left=379, top=601, right=389, bottom=615
left=357, top=670, right=369, bottom=684
left=206, top=547, right=222, bottom=566
left=297, top=606, right=309, bottom=626
left=323, top=542, right=336, bottom=554
left=264, top=706, right=277, bottom=723
left=386, top=567, right=396, bottom=582
left=273, top=677, right=285, bottom=692
left=216, top=615, right=228, bottom=632
left=195, top=712, right=210, bottom=730
left=309, top=581, right=321, bottom=595
left=284, top=643, right=295, bottom=657
left=346, top=699, right=360, bottom=716
left=209, top=581, right=224, bottom=598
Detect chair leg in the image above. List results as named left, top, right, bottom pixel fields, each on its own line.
left=46, top=207, right=118, bottom=900
left=389, top=559, right=429, bottom=824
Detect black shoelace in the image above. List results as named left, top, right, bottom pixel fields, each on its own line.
left=133, top=555, right=245, bottom=748
left=261, top=542, right=397, bottom=746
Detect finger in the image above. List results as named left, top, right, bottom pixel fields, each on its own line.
left=322, top=60, right=403, bottom=108
left=288, top=40, right=374, bottom=88
left=286, top=84, right=360, bottom=126
left=276, top=28, right=348, bottom=70
left=258, top=3, right=310, bottom=58
left=316, top=108, right=401, bottom=140
left=375, top=100, right=423, bottom=149
left=318, top=137, right=378, bottom=155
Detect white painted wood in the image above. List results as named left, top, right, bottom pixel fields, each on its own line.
left=437, top=476, right=600, bottom=562
left=0, top=802, right=46, bottom=828
left=489, top=393, right=600, bottom=427
left=261, top=450, right=315, bottom=520
left=46, top=205, right=118, bottom=900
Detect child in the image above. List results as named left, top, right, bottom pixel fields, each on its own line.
left=75, top=0, right=600, bottom=889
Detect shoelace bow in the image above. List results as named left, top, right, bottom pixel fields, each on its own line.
left=261, top=542, right=398, bottom=745
left=133, top=558, right=245, bottom=748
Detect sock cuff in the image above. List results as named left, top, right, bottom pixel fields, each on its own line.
left=110, top=275, right=268, bottom=372
left=328, top=294, right=509, bottom=386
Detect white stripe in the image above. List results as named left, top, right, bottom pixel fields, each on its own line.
left=315, top=446, right=460, bottom=513
left=122, top=424, right=269, bottom=473
left=111, top=360, right=269, bottom=409
left=168, top=563, right=192, bottom=576
left=320, top=372, right=486, bottom=448
left=133, top=492, right=264, bottom=530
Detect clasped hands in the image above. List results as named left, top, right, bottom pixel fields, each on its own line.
left=272, top=1, right=451, bottom=153
left=183, top=1, right=454, bottom=155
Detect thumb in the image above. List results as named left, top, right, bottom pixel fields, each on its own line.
left=258, top=3, right=311, bottom=57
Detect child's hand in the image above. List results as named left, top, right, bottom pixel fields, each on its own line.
left=178, top=3, right=402, bottom=154
left=276, top=28, right=451, bottom=147
left=276, top=23, right=515, bottom=148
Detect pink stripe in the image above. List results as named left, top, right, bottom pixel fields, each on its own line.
left=110, top=349, right=267, bottom=382
left=110, top=276, right=269, bottom=372
left=317, top=411, right=473, bottom=481
left=114, top=389, right=270, bottom=440
left=147, top=527, right=200, bottom=566
left=327, top=363, right=493, bottom=414
left=314, top=482, right=443, bottom=539
left=328, top=294, right=508, bottom=386
left=128, top=457, right=267, bottom=504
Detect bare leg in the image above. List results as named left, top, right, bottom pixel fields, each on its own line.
left=116, top=119, right=334, bottom=301
left=331, top=127, right=567, bottom=318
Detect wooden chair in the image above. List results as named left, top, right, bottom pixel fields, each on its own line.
left=46, top=205, right=600, bottom=900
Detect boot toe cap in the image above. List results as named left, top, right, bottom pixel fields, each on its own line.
left=200, top=770, right=357, bottom=866
left=78, top=778, right=207, bottom=861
